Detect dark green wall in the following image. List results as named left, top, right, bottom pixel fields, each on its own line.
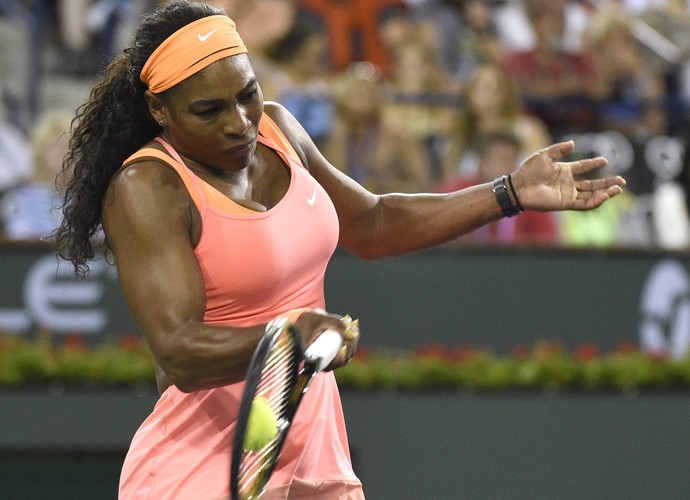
left=1, top=388, right=688, bottom=500
left=324, top=247, right=689, bottom=352
left=344, top=391, right=690, bottom=499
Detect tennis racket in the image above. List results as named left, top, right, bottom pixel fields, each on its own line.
left=230, top=316, right=343, bottom=500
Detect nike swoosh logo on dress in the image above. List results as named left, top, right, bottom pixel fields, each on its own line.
left=198, top=28, right=220, bottom=42
left=306, top=188, right=317, bottom=206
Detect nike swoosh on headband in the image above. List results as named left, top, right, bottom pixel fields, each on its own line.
left=198, top=27, right=220, bottom=42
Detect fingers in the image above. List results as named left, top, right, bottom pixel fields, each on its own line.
left=564, top=156, right=609, bottom=176
left=544, top=140, right=575, bottom=160
left=341, top=315, right=360, bottom=341
left=571, top=182, right=625, bottom=210
left=575, top=176, right=627, bottom=192
left=339, top=315, right=359, bottom=365
left=337, top=345, right=349, bottom=365
left=325, top=314, right=360, bottom=370
left=545, top=141, right=609, bottom=176
left=572, top=192, right=611, bottom=211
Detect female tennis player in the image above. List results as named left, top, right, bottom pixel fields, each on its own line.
left=54, top=1, right=625, bottom=498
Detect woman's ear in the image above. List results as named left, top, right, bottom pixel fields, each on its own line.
left=144, top=90, right=167, bottom=126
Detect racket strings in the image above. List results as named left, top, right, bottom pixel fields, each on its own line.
left=256, top=336, right=295, bottom=414
left=237, top=330, right=297, bottom=498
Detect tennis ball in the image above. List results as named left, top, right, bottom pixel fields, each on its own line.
left=243, top=396, right=278, bottom=452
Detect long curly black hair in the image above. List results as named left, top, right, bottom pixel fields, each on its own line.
left=54, top=0, right=224, bottom=277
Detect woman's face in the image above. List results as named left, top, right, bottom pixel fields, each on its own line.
left=468, top=67, right=504, bottom=116
left=394, top=43, right=434, bottom=90
left=159, top=53, right=264, bottom=172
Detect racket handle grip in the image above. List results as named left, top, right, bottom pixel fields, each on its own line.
left=304, top=329, right=343, bottom=372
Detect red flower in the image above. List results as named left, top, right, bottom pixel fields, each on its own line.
left=575, top=342, right=600, bottom=362
left=413, top=343, right=453, bottom=361
left=511, top=344, right=531, bottom=361
left=613, top=339, right=637, bottom=355
left=62, top=333, right=86, bottom=351
left=118, top=333, right=143, bottom=352
left=450, top=345, right=476, bottom=363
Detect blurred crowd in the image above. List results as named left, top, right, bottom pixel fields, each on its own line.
left=1, top=0, right=690, bottom=250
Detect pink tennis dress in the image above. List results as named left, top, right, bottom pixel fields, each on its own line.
left=117, top=114, right=363, bottom=499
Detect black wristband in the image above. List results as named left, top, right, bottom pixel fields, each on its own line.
left=492, top=175, right=520, bottom=218
left=507, top=174, right=524, bottom=212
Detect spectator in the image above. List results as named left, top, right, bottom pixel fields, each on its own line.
left=636, top=0, right=690, bottom=134
left=55, top=0, right=100, bottom=74
left=585, top=8, right=669, bottom=135
left=1, top=109, right=72, bottom=240
left=324, top=62, right=385, bottom=191
left=441, top=62, right=551, bottom=183
left=298, top=0, right=406, bottom=74
left=377, top=29, right=459, bottom=190
left=581, top=6, right=689, bottom=249
left=0, top=97, right=32, bottom=236
left=452, top=0, right=507, bottom=83
left=502, top=0, right=598, bottom=137
left=263, top=17, right=335, bottom=148
left=403, top=0, right=506, bottom=85
left=41, top=0, right=152, bottom=75
left=436, top=131, right=560, bottom=246
left=85, top=1, right=156, bottom=62
left=493, top=0, right=591, bottom=54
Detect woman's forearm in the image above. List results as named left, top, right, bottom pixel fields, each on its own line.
left=345, top=182, right=503, bottom=259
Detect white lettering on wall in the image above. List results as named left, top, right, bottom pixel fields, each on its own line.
left=640, top=259, right=690, bottom=359
left=0, top=256, right=106, bottom=333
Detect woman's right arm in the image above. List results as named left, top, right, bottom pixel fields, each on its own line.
left=102, top=160, right=265, bottom=392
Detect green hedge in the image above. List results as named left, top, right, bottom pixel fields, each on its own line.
left=0, top=333, right=155, bottom=386
left=336, top=342, right=690, bottom=391
left=2, top=334, right=689, bottom=391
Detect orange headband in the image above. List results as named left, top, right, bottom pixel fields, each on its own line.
left=140, top=15, right=247, bottom=93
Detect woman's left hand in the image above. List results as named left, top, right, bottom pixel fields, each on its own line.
left=512, top=140, right=626, bottom=212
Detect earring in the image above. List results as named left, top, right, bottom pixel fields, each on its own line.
left=159, top=120, right=164, bottom=127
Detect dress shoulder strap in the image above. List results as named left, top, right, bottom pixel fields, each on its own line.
left=259, top=113, right=305, bottom=169
left=121, top=147, right=206, bottom=212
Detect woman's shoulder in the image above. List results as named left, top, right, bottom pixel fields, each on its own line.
left=262, top=101, right=310, bottom=166
left=103, top=153, right=194, bottom=237
left=263, top=101, right=296, bottom=134
left=108, top=143, right=188, bottom=201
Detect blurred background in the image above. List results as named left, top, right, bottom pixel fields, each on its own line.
left=1, top=0, right=689, bottom=498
